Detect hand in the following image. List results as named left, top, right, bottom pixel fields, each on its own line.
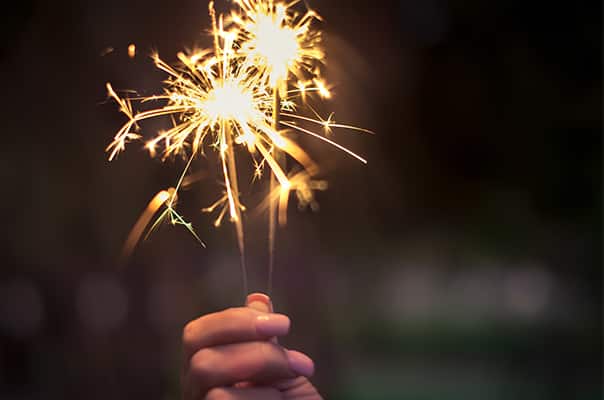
left=182, top=293, right=323, bottom=399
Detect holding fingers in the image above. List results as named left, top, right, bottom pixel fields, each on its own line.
left=182, top=306, right=291, bottom=358
left=182, top=294, right=320, bottom=400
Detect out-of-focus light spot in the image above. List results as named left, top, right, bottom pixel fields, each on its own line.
left=0, top=279, right=44, bottom=337
left=380, top=266, right=441, bottom=319
left=77, top=274, right=128, bottom=334
left=447, top=266, right=503, bottom=318
left=128, top=43, right=136, bottom=58
left=504, top=264, right=553, bottom=318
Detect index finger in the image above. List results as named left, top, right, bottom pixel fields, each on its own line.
left=182, top=307, right=290, bottom=358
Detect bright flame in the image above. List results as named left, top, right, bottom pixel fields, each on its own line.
left=249, top=12, right=298, bottom=82
left=205, top=80, right=256, bottom=122
left=230, top=0, right=323, bottom=88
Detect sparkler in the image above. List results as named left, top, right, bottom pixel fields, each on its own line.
left=106, top=0, right=371, bottom=295
left=228, top=0, right=324, bottom=293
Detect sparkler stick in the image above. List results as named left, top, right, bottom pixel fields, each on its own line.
left=223, top=122, right=248, bottom=294
left=268, top=86, right=282, bottom=295
left=105, top=0, right=372, bottom=296
left=229, top=0, right=325, bottom=293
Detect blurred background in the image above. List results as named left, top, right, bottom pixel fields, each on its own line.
left=0, top=0, right=601, bottom=399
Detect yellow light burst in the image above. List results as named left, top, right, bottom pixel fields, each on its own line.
left=105, top=0, right=371, bottom=293
left=229, top=0, right=324, bottom=91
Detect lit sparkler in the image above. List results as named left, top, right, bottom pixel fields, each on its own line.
left=228, top=0, right=324, bottom=93
left=227, top=0, right=324, bottom=292
left=106, top=0, right=370, bottom=294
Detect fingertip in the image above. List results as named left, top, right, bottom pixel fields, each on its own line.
left=286, top=350, right=315, bottom=377
left=246, top=292, right=273, bottom=313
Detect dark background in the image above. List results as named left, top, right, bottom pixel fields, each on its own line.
left=1, top=0, right=601, bottom=399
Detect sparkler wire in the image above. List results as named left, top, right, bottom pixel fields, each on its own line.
left=268, top=86, right=282, bottom=295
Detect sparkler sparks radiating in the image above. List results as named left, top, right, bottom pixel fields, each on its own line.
left=105, top=0, right=371, bottom=295
left=228, top=0, right=324, bottom=92
left=227, top=0, right=327, bottom=293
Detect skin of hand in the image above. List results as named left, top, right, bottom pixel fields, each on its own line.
left=182, top=293, right=323, bottom=400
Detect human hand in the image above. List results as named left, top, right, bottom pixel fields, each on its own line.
left=182, top=293, right=323, bottom=399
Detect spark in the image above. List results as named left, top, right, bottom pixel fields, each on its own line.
left=121, top=188, right=206, bottom=264
left=105, top=0, right=371, bottom=295
left=100, top=47, right=115, bottom=56
left=313, top=78, right=331, bottom=99
left=229, top=0, right=324, bottom=92
left=259, top=170, right=328, bottom=226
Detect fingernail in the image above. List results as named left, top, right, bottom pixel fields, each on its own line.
left=255, top=313, right=290, bottom=336
left=246, top=292, right=273, bottom=313
left=286, top=350, right=314, bottom=377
